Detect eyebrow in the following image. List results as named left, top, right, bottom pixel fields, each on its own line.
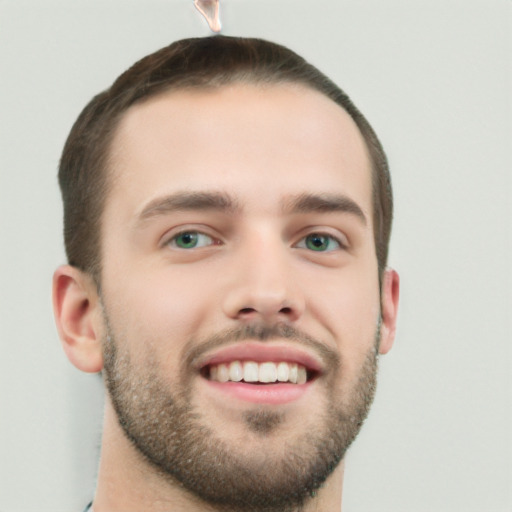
left=285, top=193, right=368, bottom=225
left=138, top=191, right=240, bottom=221
left=137, top=190, right=367, bottom=226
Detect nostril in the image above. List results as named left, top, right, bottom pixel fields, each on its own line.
left=235, top=305, right=298, bottom=320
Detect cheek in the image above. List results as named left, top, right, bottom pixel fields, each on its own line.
left=306, top=264, right=380, bottom=328
left=305, top=266, right=380, bottom=374
left=102, top=265, right=216, bottom=357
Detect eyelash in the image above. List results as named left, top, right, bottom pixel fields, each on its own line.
left=294, top=233, right=346, bottom=252
left=166, top=230, right=218, bottom=249
left=165, top=229, right=347, bottom=252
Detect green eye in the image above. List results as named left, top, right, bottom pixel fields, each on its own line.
left=171, top=231, right=213, bottom=249
left=300, top=233, right=341, bottom=252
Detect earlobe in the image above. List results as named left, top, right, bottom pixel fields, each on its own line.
left=378, top=268, right=400, bottom=355
left=52, top=265, right=104, bottom=373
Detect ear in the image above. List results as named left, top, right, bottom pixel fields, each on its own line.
left=52, top=265, right=104, bottom=373
left=378, top=268, right=400, bottom=355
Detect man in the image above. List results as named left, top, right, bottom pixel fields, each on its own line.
left=53, top=36, right=399, bottom=512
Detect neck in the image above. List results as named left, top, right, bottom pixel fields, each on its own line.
left=93, top=399, right=344, bottom=512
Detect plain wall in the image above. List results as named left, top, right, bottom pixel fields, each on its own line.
left=0, top=1, right=510, bottom=510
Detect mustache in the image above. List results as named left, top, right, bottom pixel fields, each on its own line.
left=182, top=323, right=340, bottom=373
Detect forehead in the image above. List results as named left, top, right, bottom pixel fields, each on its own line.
left=106, top=83, right=372, bottom=220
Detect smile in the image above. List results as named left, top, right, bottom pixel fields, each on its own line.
left=206, top=361, right=310, bottom=384
left=195, top=342, right=323, bottom=404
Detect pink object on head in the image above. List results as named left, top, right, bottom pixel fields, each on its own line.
left=194, top=0, right=221, bottom=32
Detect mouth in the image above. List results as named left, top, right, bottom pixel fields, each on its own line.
left=195, top=343, right=323, bottom=404
left=202, top=360, right=318, bottom=385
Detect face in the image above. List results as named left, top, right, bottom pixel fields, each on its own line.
left=99, top=83, right=385, bottom=511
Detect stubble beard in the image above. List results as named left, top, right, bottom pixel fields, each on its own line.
left=102, top=318, right=381, bottom=512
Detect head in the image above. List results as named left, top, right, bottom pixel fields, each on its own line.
left=54, top=36, right=399, bottom=512
left=59, top=35, right=392, bottom=287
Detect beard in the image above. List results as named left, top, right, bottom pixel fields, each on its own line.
left=102, top=317, right=381, bottom=512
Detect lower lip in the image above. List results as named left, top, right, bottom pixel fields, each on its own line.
left=204, top=379, right=311, bottom=404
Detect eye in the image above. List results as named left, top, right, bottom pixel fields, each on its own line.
left=168, top=231, right=215, bottom=249
left=296, top=233, right=341, bottom=252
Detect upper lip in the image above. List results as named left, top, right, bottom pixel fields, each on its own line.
left=194, top=342, right=324, bottom=374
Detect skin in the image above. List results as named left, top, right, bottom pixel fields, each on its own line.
left=53, top=83, right=399, bottom=512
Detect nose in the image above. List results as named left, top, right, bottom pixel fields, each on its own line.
left=221, top=231, right=305, bottom=324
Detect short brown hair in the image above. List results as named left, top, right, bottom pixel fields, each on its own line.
left=59, top=36, right=392, bottom=284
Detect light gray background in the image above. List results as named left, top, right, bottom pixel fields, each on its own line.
left=0, top=1, right=510, bottom=511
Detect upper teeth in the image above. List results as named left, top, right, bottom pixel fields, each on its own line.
left=209, top=361, right=308, bottom=384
